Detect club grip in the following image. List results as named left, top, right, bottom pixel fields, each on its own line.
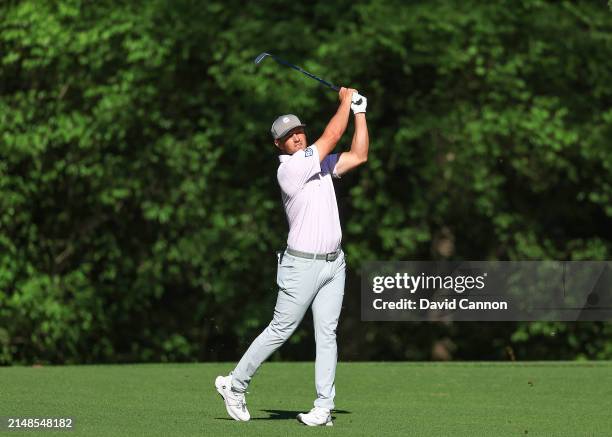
left=334, top=87, right=363, bottom=104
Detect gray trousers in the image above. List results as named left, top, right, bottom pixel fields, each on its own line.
left=231, top=249, right=346, bottom=410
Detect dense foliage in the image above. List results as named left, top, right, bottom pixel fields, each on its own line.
left=1, top=0, right=611, bottom=364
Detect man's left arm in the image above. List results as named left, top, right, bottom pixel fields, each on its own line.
left=333, top=108, right=369, bottom=177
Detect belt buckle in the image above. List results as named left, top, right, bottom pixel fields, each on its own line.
left=325, top=252, right=334, bottom=262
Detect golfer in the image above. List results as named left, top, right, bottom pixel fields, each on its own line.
left=216, top=87, right=369, bottom=426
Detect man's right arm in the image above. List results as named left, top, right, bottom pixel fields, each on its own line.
left=314, top=87, right=356, bottom=162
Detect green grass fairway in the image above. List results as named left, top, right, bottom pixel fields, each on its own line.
left=2, top=362, right=611, bottom=436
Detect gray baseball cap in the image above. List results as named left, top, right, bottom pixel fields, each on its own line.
left=270, top=114, right=306, bottom=140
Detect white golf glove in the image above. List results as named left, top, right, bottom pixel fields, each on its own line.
left=351, top=93, right=367, bottom=114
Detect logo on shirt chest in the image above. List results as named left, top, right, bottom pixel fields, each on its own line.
left=305, top=147, right=313, bottom=157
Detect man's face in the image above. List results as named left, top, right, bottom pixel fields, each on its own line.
left=275, top=127, right=307, bottom=155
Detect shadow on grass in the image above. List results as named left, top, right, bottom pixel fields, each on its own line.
left=215, top=409, right=351, bottom=421
left=254, top=409, right=351, bottom=421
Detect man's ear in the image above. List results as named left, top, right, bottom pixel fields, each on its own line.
left=274, top=139, right=280, bottom=149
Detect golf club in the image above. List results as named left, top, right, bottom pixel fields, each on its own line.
left=254, top=52, right=363, bottom=105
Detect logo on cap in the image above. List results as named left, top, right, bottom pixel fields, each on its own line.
left=283, top=117, right=290, bottom=123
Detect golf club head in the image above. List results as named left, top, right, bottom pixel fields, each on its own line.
left=254, top=52, right=271, bottom=64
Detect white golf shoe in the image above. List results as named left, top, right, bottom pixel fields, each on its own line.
left=214, top=374, right=250, bottom=421
left=297, top=407, right=333, bottom=426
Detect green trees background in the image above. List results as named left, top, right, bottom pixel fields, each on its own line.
left=1, top=0, right=611, bottom=364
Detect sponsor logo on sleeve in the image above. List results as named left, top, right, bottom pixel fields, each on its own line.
left=305, top=147, right=313, bottom=157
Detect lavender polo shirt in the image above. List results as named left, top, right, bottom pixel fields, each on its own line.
left=277, top=144, right=342, bottom=254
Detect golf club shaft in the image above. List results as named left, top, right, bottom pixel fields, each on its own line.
left=269, top=54, right=340, bottom=92
left=255, top=52, right=339, bottom=91
left=254, top=52, right=363, bottom=104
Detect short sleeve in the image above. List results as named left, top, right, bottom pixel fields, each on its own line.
left=277, top=145, right=322, bottom=195
left=321, top=153, right=341, bottom=179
